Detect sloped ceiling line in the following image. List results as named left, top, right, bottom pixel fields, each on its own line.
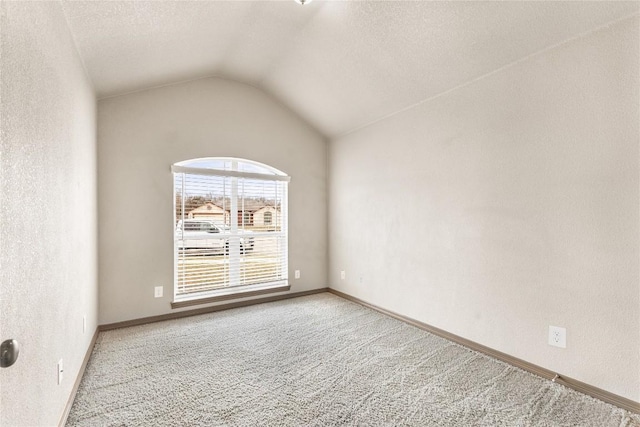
left=60, top=1, right=640, bottom=138
left=336, top=11, right=640, bottom=139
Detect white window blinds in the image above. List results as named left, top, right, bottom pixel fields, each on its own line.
left=173, top=158, right=288, bottom=301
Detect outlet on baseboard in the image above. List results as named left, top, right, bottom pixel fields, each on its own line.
left=548, top=326, right=566, bottom=348
left=154, top=286, right=163, bottom=298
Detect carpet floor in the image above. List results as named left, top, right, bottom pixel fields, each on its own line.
left=67, top=293, right=640, bottom=426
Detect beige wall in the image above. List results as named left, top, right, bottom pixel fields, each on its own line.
left=329, top=17, right=639, bottom=401
left=0, top=2, right=98, bottom=426
left=98, top=77, right=327, bottom=324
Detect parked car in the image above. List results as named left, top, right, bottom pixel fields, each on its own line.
left=176, top=219, right=255, bottom=254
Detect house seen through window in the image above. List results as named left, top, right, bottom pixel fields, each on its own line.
left=264, top=211, right=273, bottom=225
left=172, top=157, right=289, bottom=303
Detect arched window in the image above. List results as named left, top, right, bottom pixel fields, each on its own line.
left=263, top=211, right=273, bottom=225
left=172, top=158, right=289, bottom=304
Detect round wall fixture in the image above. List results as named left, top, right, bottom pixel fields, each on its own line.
left=1, top=339, right=20, bottom=368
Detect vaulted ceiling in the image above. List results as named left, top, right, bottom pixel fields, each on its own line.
left=61, top=1, right=639, bottom=137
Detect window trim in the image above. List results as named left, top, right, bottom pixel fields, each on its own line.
left=171, top=282, right=290, bottom=309
left=171, top=165, right=291, bottom=182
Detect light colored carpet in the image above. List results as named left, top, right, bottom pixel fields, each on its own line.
left=67, top=293, right=640, bottom=426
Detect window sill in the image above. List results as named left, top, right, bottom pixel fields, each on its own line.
left=171, top=283, right=290, bottom=309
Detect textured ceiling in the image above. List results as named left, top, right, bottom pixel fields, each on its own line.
left=61, top=1, right=639, bottom=137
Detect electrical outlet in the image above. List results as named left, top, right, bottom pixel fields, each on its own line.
left=154, top=286, right=163, bottom=298
left=58, top=359, right=64, bottom=385
left=340, top=271, right=346, bottom=280
left=83, top=316, right=86, bottom=334
left=294, top=270, right=300, bottom=279
left=548, top=326, right=566, bottom=348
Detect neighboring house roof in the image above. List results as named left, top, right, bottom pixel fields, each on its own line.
left=254, top=206, right=281, bottom=213
left=188, top=203, right=227, bottom=214
left=188, top=201, right=279, bottom=216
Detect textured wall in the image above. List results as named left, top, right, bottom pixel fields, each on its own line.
left=97, top=77, right=327, bottom=324
left=329, top=17, right=639, bottom=401
left=0, top=2, right=98, bottom=426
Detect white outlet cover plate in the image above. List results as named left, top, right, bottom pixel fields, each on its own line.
left=340, top=271, right=345, bottom=280
left=154, top=286, right=163, bottom=298
left=294, top=270, right=300, bottom=279
left=548, top=325, right=566, bottom=348
left=58, top=359, right=63, bottom=385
